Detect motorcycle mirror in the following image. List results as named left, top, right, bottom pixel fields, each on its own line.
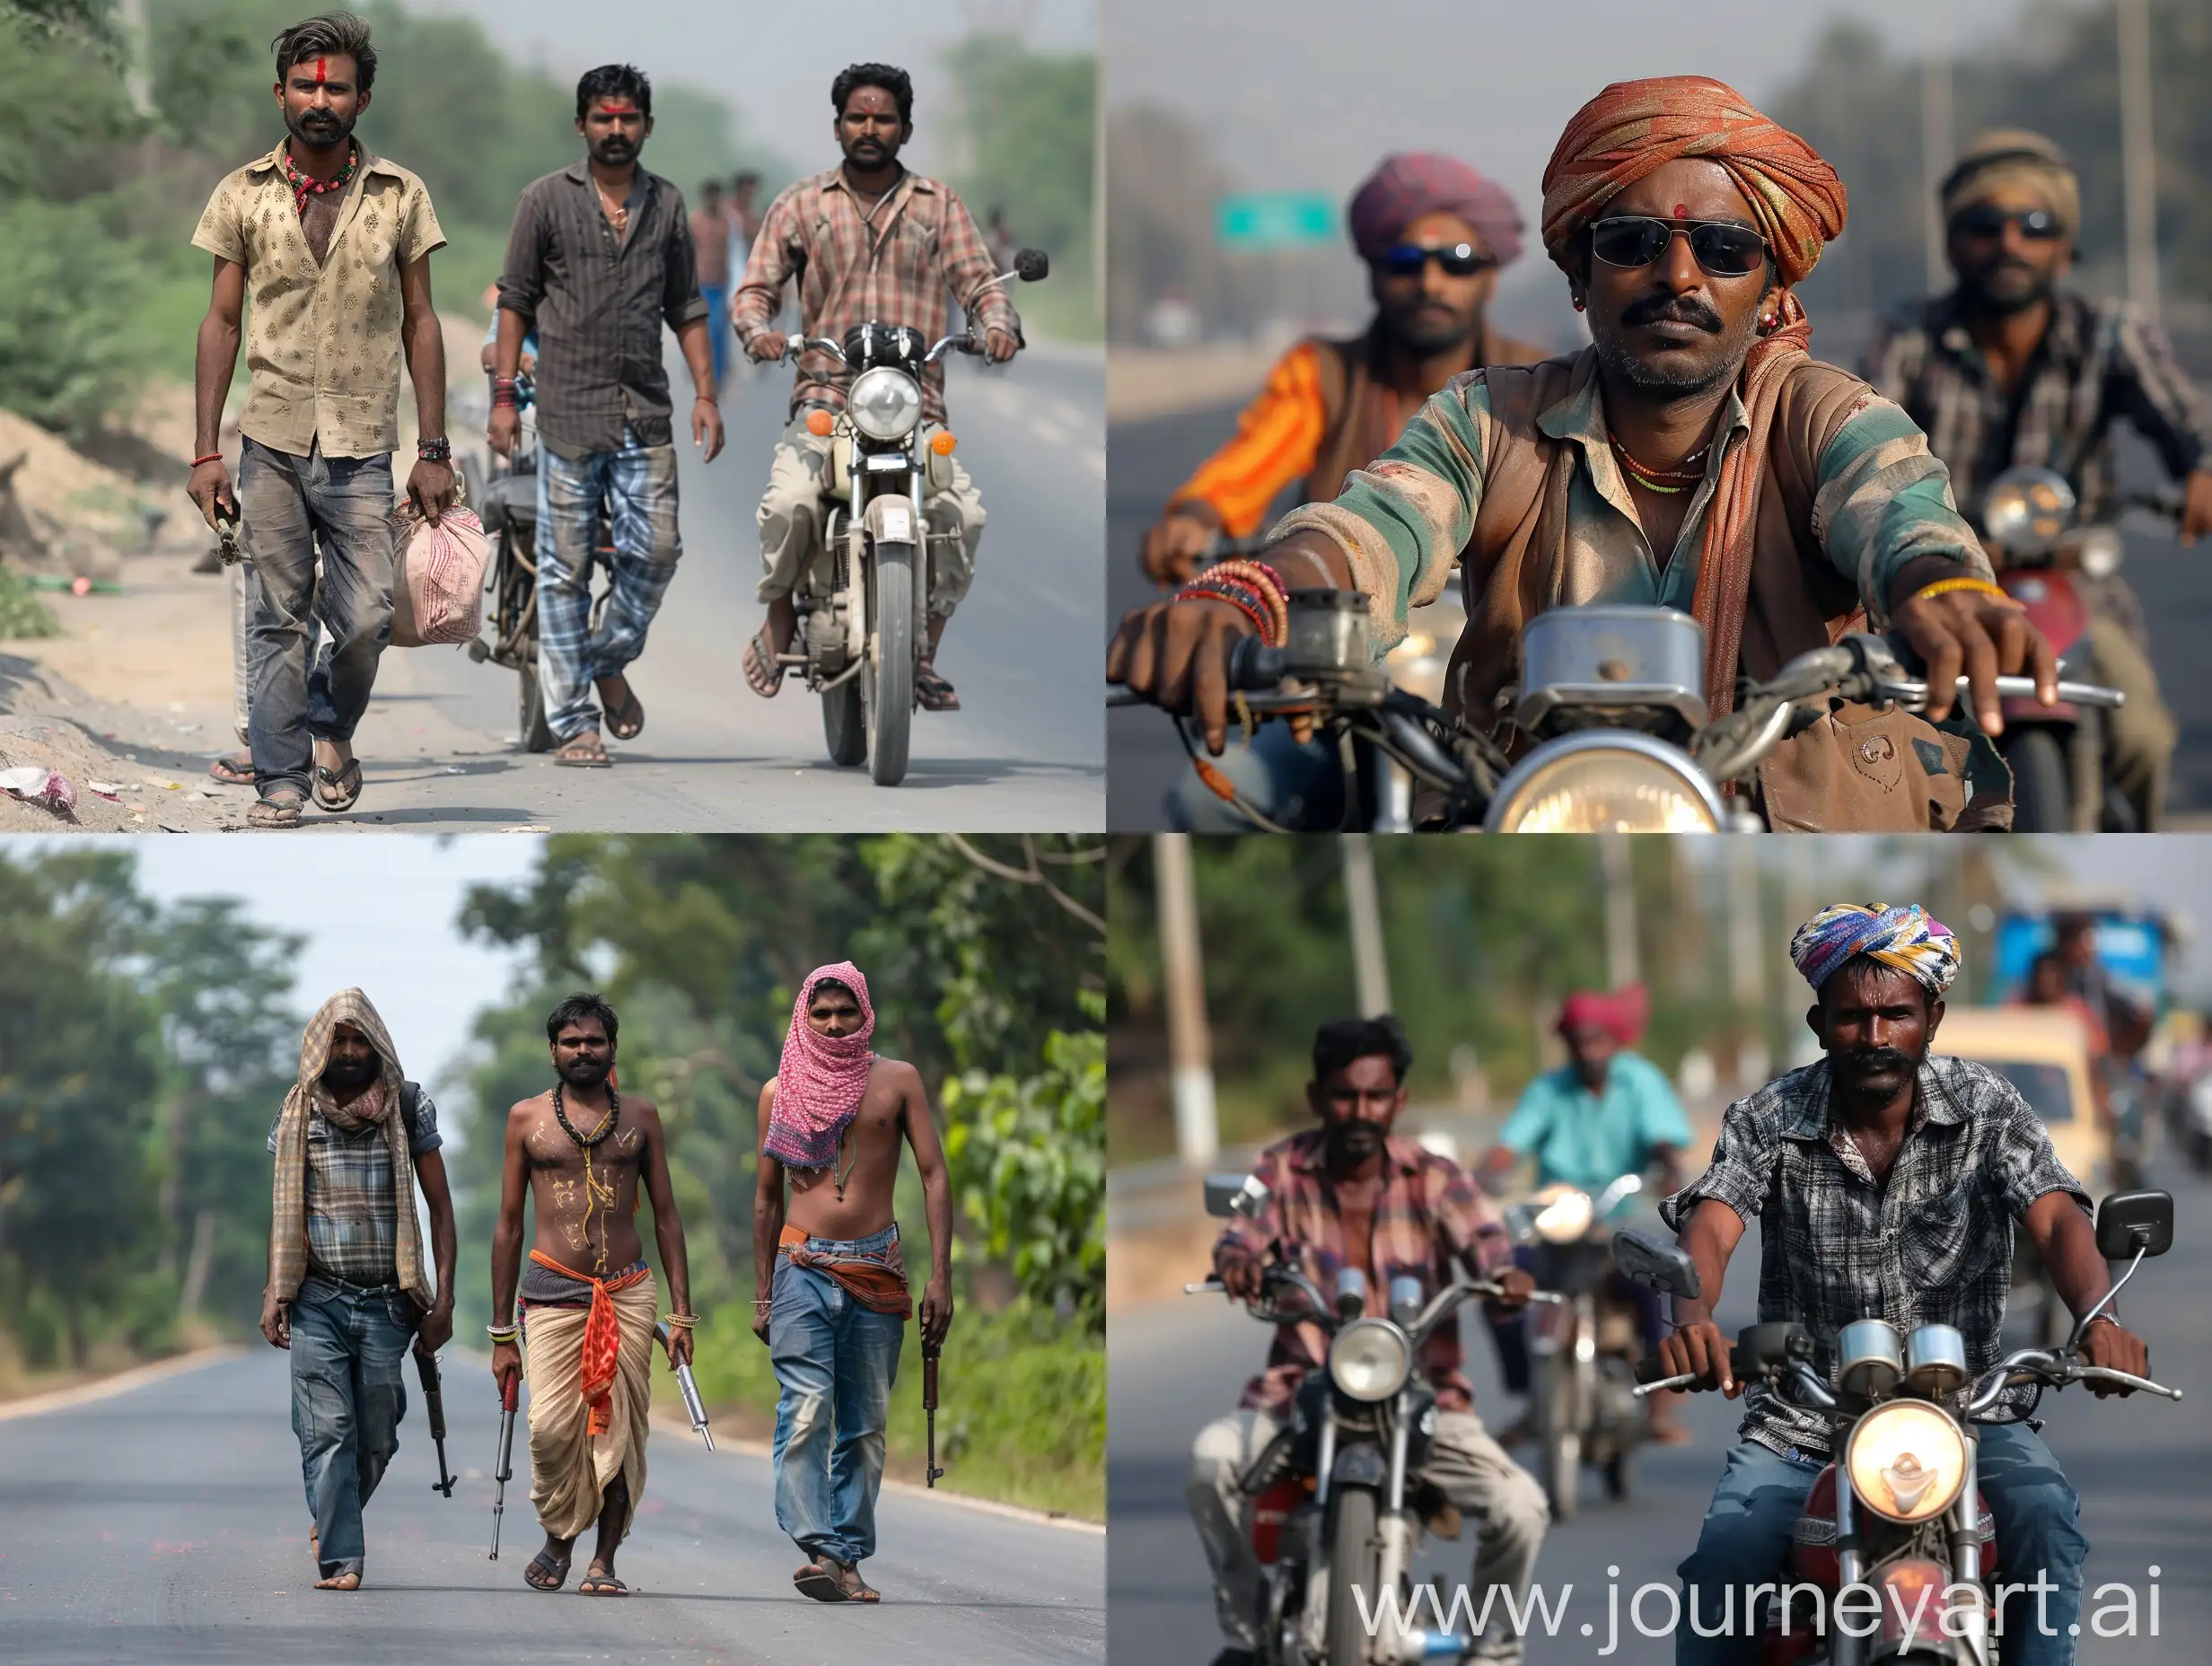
left=1387, top=1275, right=1425, bottom=1325
left=2094, top=1189, right=2173, bottom=1260
left=1334, top=1265, right=1369, bottom=1319
left=1611, top=1228, right=1701, bottom=1301
left=1981, top=465, right=2076, bottom=557
left=1014, top=248, right=1049, bottom=281
left=1203, top=1173, right=1270, bottom=1221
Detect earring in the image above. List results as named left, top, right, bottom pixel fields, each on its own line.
left=1571, top=294, right=1585, bottom=312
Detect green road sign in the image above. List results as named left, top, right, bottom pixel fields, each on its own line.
left=1217, top=192, right=1338, bottom=250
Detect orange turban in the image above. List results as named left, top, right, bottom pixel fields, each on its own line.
left=1539, top=75, right=1847, bottom=290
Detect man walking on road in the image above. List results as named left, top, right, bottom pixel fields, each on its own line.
left=735, top=63, right=1022, bottom=715
left=692, top=179, right=733, bottom=390
left=489, top=995, right=696, bottom=1597
left=491, top=65, right=724, bottom=770
left=263, top=989, right=457, bottom=1591
left=753, top=964, right=954, bottom=1604
left=187, top=12, right=454, bottom=828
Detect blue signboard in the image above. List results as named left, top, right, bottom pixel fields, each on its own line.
left=1217, top=192, right=1338, bottom=250
left=1988, top=911, right=2167, bottom=1011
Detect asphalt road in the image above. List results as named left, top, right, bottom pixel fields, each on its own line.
left=347, top=344, right=1105, bottom=833
left=1103, top=328, right=2212, bottom=830
left=0, top=1348, right=1103, bottom=1666
left=1108, top=1161, right=2212, bottom=1665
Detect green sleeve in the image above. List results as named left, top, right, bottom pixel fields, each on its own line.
left=1320, top=377, right=1490, bottom=631
left=1814, top=395, right=1986, bottom=626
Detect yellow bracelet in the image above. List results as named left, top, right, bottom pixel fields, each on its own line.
left=1910, top=575, right=2020, bottom=608
left=665, top=1313, right=698, bottom=1328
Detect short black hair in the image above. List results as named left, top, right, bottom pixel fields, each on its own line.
left=272, top=12, right=377, bottom=95
left=547, top=992, right=619, bottom=1048
left=809, top=978, right=859, bottom=1008
left=2030, top=949, right=2065, bottom=979
left=1312, top=1015, right=1413, bottom=1087
left=1816, top=955, right=1934, bottom=1013
left=733, top=170, right=760, bottom=189
left=832, top=62, right=913, bottom=125
left=700, top=179, right=724, bottom=198
left=576, top=64, right=651, bottom=121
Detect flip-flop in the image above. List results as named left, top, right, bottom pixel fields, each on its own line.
left=828, top=1556, right=880, bottom=1603
left=599, top=678, right=645, bottom=741
left=312, top=756, right=363, bottom=811
left=209, top=750, right=254, bottom=785
left=248, top=788, right=305, bottom=829
left=578, top=1566, right=628, bottom=1597
left=793, top=1562, right=847, bottom=1603
left=523, top=1549, right=570, bottom=1591
left=553, top=731, right=611, bottom=768
left=743, top=627, right=786, bottom=697
left=915, top=662, right=961, bottom=712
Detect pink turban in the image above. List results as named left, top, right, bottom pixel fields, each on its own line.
left=1558, top=985, right=1649, bottom=1048
left=1347, top=152, right=1524, bottom=267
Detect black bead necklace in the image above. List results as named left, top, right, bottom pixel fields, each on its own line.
left=553, top=1081, right=619, bottom=1146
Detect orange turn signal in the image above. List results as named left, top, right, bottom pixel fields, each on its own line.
left=929, top=431, right=957, bottom=456
left=805, top=408, right=835, bottom=437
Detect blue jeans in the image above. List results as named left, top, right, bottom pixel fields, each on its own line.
left=287, top=1276, right=416, bottom=1580
left=769, top=1225, right=907, bottom=1566
left=701, top=283, right=730, bottom=386
left=238, top=438, right=398, bottom=795
left=1164, top=719, right=1347, bottom=830
left=1676, top=1424, right=2086, bottom=1665
left=534, top=425, right=683, bottom=743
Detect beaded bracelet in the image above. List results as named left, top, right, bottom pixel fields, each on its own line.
left=1206, top=558, right=1290, bottom=643
left=1177, top=577, right=1273, bottom=644
left=487, top=1322, right=519, bottom=1342
left=665, top=1313, right=698, bottom=1328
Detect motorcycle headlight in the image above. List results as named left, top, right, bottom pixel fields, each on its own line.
left=848, top=366, right=923, bottom=442
left=1485, top=733, right=1725, bottom=833
left=1328, top=1320, right=1411, bottom=1403
left=1532, top=1188, right=1594, bottom=1244
left=1844, top=1400, right=1968, bottom=1524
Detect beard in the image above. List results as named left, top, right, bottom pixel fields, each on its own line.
left=1960, top=257, right=2053, bottom=317
left=322, top=1054, right=378, bottom=1089
left=286, top=105, right=354, bottom=153
left=843, top=134, right=896, bottom=169
left=589, top=134, right=639, bottom=168
left=1325, top=1119, right=1384, bottom=1165
left=1383, top=301, right=1479, bottom=356
left=559, top=1054, right=613, bottom=1089
left=1590, top=289, right=1760, bottom=399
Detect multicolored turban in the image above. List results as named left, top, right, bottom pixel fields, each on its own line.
left=1348, top=152, right=1525, bottom=268
left=1539, top=75, right=1848, bottom=292
left=1557, top=984, right=1649, bottom=1048
left=1789, top=905, right=1961, bottom=996
left=1940, top=129, right=2080, bottom=241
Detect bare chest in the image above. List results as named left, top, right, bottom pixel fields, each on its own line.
left=301, top=195, right=343, bottom=266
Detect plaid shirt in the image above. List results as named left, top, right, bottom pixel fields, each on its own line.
left=1864, top=289, right=2210, bottom=528
left=1658, top=1055, right=2088, bottom=1459
left=732, top=165, right=1018, bottom=424
left=1216, top=1128, right=1514, bottom=1415
left=268, top=1084, right=442, bottom=1287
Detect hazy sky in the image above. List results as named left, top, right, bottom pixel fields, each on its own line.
left=408, top=0, right=1099, bottom=176
left=5, top=836, right=543, bottom=1113
left=1108, top=0, right=2036, bottom=321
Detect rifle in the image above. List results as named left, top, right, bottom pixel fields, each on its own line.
left=922, top=1340, right=945, bottom=1486
left=655, top=1322, right=715, bottom=1451
left=415, top=1346, right=455, bottom=1498
left=489, top=1366, right=518, bottom=1559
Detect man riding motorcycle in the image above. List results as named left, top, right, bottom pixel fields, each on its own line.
left=1479, top=985, right=1691, bottom=1445
left=1865, top=130, right=2212, bottom=831
left=1110, top=76, right=2064, bottom=833
left=1190, top=1016, right=1546, bottom=1666
left=735, top=61, right=1018, bottom=715
left=1655, top=904, right=2152, bottom=1665
left=1143, top=153, right=1544, bottom=830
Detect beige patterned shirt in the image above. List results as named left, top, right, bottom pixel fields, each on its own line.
left=192, top=141, right=446, bottom=460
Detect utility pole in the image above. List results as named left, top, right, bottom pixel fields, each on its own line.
left=1341, top=835, right=1393, bottom=1016
left=1919, top=3, right=1954, bottom=294
left=2118, top=0, right=2161, bottom=321
left=1602, top=835, right=1641, bottom=990
left=1154, top=835, right=1218, bottom=1167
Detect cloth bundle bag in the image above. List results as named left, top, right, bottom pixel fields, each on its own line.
left=390, top=504, right=489, bottom=647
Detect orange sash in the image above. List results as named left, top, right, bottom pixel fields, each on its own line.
left=530, top=1249, right=649, bottom=1436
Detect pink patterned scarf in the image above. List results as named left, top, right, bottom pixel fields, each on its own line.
left=763, top=962, right=877, bottom=1170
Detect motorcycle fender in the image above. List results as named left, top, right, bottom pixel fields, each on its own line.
left=830, top=430, right=855, bottom=501
left=1873, top=1557, right=1964, bottom=1657
left=1998, top=570, right=2088, bottom=722
left=1330, top=1444, right=1388, bottom=1490
left=860, top=495, right=919, bottom=548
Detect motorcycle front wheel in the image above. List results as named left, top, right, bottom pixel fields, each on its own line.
left=2005, top=728, right=2071, bottom=832
left=1532, top=1355, right=1581, bottom=1523
left=864, top=541, right=916, bottom=786
left=1323, top=1486, right=1384, bottom=1666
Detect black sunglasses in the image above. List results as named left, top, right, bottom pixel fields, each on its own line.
left=1374, top=241, right=1497, bottom=278
left=1951, top=204, right=2063, bottom=242
left=1588, top=215, right=1769, bottom=278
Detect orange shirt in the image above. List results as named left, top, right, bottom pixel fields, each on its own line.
left=1168, top=341, right=1335, bottom=536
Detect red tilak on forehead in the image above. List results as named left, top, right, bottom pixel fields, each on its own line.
left=1673, top=203, right=1689, bottom=219
left=595, top=100, right=639, bottom=116
left=314, top=57, right=327, bottom=84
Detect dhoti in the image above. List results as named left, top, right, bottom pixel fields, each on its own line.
left=522, top=1266, right=657, bottom=1542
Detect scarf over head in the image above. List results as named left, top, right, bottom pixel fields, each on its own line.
left=761, top=962, right=877, bottom=1170
left=1538, top=75, right=1850, bottom=721
left=1789, top=904, right=1961, bottom=997
left=1557, top=983, right=1649, bottom=1048
left=1348, top=152, right=1525, bottom=268
left=268, top=987, right=430, bottom=1306
left=1940, top=128, right=2080, bottom=241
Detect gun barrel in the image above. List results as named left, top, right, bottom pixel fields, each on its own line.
left=490, top=1369, right=519, bottom=1559
left=415, top=1349, right=455, bottom=1496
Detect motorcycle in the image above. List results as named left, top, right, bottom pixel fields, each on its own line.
left=1193, top=1172, right=1564, bottom=1665
left=1977, top=464, right=2183, bottom=832
left=1503, top=1174, right=1652, bottom=1521
left=466, top=372, right=618, bottom=753
left=1615, top=1189, right=2183, bottom=1664
left=2181, top=1073, right=2212, bottom=1174
left=1109, top=595, right=2123, bottom=831
left=773, top=249, right=1049, bottom=786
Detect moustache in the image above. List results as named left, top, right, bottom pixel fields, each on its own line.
left=559, top=1054, right=613, bottom=1083
left=1834, top=1046, right=1917, bottom=1078
left=1620, top=294, right=1725, bottom=334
